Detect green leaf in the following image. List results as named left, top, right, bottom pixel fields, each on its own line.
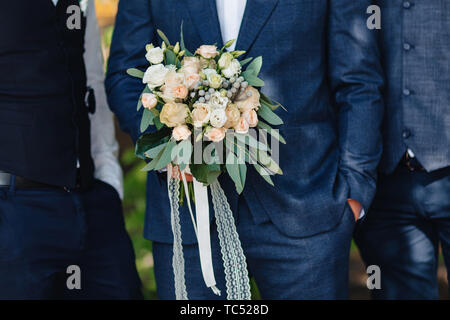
left=239, top=163, right=247, bottom=191
left=127, top=68, right=145, bottom=79
left=242, top=72, right=265, bottom=87
left=257, top=102, right=284, bottom=125
left=140, top=108, right=155, bottom=133
left=135, top=127, right=171, bottom=159
left=172, top=139, right=193, bottom=169
left=190, top=164, right=222, bottom=185
left=180, top=21, right=194, bottom=57
left=226, top=152, right=244, bottom=194
left=239, top=57, right=253, bottom=67
left=235, top=133, right=269, bottom=152
left=253, top=163, right=275, bottom=186
left=165, top=49, right=176, bottom=65
left=155, top=140, right=177, bottom=170
left=257, top=121, right=286, bottom=144
left=157, top=29, right=171, bottom=46
left=145, top=142, right=167, bottom=159
left=250, top=148, right=283, bottom=175
left=153, top=116, right=164, bottom=130
left=141, top=145, right=166, bottom=171
left=245, top=56, right=263, bottom=76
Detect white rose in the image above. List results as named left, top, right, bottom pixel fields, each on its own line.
left=146, top=47, right=165, bottom=64
left=222, top=59, right=241, bottom=79
left=218, top=52, right=233, bottom=69
left=202, top=68, right=217, bottom=78
left=209, top=92, right=229, bottom=110
left=143, top=64, right=169, bottom=89
left=210, top=108, right=228, bottom=128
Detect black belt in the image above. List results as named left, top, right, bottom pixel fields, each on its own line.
left=0, top=171, right=74, bottom=190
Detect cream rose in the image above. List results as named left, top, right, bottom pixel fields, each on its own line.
left=195, top=45, right=219, bottom=59
left=141, top=93, right=158, bottom=110
left=180, top=57, right=201, bottom=77
left=218, top=52, right=233, bottom=69
left=210, top=108, right=228, bottom=128
left=235, top=86, right=261, bottom=112
left=143, top=64, right=169, bottom=89
left=160, top=102, right=189, bottom=127
left=222, top=59, right=241, bottom=79
left=243, top=109, right=258, bottom=127
left=191, top=103, right=211, bottom=128
left=172, top=125, right=192, bottom=141
left=223, top=104, right=240, bottom=128
left=234, top=117, right=250, bottom=134
left=205, top=127, right=226, bottom=142
left=145, top=47, right=165, bottom=64
left=161, top=71, right=185, bottom=101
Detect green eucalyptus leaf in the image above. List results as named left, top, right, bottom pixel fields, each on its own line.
left=140, top=108, right=155, bottom=133
left=257, top=121, right=286, bottom=144
left=145, top=142, right=168, bottom=159
left=155, top=140, right=177, bottom=170
left=239, top=57, right=253, bottom=67
left=245, top=56, right=262, bottom=76
left=242, top=72, right=265, bottom=87
left=258, top=102, right=284, bottom=125
left=127, top=68, right=145, bottom=79
left=226, top=152, right=244, bottom=194
left=253, top=163, right=275, bottom=186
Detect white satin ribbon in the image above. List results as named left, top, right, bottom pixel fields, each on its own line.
left=180, top=170, right=221, bottom=296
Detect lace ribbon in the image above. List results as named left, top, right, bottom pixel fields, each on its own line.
left=167, top=165, right=251, bottom=300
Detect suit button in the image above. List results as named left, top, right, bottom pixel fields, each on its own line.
left=402, top=129, right=411, bottom=139
left=403, top=43, right=411, bottom=51
left=403, top=88, right=411, bottom=96
left=403, top=1, right=411, bottom=9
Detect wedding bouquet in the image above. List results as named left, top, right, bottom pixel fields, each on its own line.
left=127, top=27, right=285, bottom=300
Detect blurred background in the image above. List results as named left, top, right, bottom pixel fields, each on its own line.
left=94, top=0, right=448, bottom=300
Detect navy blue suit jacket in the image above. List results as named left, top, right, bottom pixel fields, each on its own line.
left=106, top=0, right=384, bottom=243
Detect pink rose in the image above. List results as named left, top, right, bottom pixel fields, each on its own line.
left=205, top=127, right=226, bottom=142
left=234, top=117, right=250, bottom=134
left=172, top=125, right=192, bottom=141
left=235, top=86, right=261, bottom=113
left=243, top=109, right=258, bottom=128
left=195, top=45, right=219, bottom=59
left=173, top=85, right=188, bottom=100
left=185, top=73, right=200, bottom=89
left=141, top=93, right=158, bottom=110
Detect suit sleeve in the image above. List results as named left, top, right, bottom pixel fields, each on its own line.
left=105, top=0, right=155, bottom=143
left=328, top=1, right=385, bottom=211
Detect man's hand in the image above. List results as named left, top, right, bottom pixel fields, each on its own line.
left=347, top=199, right=362, bottom=222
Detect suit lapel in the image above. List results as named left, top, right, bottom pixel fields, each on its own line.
left=236, top=0, right=279, bottom=52
left=185, top=0, right=223, bottom=47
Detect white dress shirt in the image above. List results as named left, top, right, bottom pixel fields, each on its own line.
left=53, top=0, right=124, bottom=198
left=216, top=0, right=247, bottom=51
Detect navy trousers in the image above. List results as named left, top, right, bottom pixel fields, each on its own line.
left=355, top=166, right=450, bottom=299
left=153, top=196, right=355, bottom=300
left=0, top=178, right=142, bottom=300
